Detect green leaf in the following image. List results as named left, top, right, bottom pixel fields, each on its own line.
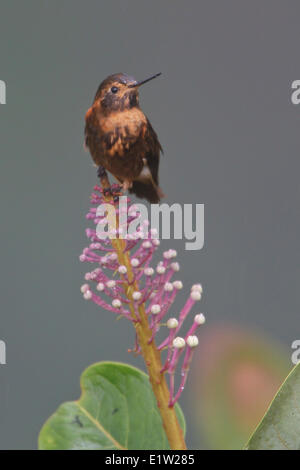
left=246, top=362, right=300, bottom=450
left=38, top=361, right=185, bottom=450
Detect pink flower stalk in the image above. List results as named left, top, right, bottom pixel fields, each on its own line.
left=80, top=185, right=205, bottom=406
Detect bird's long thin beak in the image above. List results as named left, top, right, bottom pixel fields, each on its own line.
left=128, top=72, right=162, bottom=88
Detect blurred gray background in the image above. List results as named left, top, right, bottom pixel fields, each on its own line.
left=0, top=0, right=300, bottom=449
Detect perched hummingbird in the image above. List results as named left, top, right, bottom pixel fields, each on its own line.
left=84, top=72, right=164, bottom=203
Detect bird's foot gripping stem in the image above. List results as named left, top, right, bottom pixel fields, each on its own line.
left=97, top=166, right=122, bottom=202
left=97, top=165, right=110, bottom=186
left=97, top=165, right=112, bottom=197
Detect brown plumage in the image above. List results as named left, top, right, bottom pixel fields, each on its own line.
left=84, top=73, right=164, bottom=203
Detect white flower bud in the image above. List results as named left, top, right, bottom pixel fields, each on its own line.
left=131, top=258, right=139, bottom=267
left=118, top=265, right=127, bottom=274
left=171, top=262, right=180, bottom=272
left=164, top=282, right=174, bottom=292
left=96, top=282, right=105, bottom=292
left=142, top=241, right=152, bottom=249
left=106, top=280, right=116, bottom=288
left=83, top=290, right=92, bottom=300
left=80, top=284, right=90, bottom=293
left=156, top=266, right=166, bottom=275
left=192, top=284, right=203, bottom=294
left=190, top=291, right=202, bottom=301
left=151, top=304, right=161, bottom=315
left=195, top=313, right=205, bottom=325
left=173, top=337, right=186, bottom=349
left=173, top=281, right=183, bottom=290
left=167, top=318, right=178, bottom=329
left=112, top=299, right=121, bottom=308
left=152, top=239, right=160, bottom=246
left=186, top=335, right=199, bottom=348
left=132, top=291, right=142, bottom=301
left=144, top=267, right=154, bottom=276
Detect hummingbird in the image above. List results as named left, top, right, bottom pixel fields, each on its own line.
left=84, top=72, right=164, bottom=203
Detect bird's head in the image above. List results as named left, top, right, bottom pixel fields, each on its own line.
left=93, top=72, right=161, bottom=113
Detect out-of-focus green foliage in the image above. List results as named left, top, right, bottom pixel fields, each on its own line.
left=190, top=326, right=290, bottom=449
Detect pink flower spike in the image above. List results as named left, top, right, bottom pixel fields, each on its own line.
left=167, top=337, right=186, bottom=406
left=184, top=313, right=206, bottom=339
left=80, top=185, right=204, bottom=406
left=160, top=318, right=179, bottom=372
left=169, top=335, right=199, bottom=406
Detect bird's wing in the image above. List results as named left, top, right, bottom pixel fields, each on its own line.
left=143, top=118, right=163, bottom=185
left=84, top=106, right=108, bottom=166
left=84, top=107, right=96, bottom=150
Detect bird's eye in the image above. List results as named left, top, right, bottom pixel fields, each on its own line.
left=111, top=86, right=119, bottom=94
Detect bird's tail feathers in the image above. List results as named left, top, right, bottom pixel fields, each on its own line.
left=129, top=180, right=165, bottom=204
